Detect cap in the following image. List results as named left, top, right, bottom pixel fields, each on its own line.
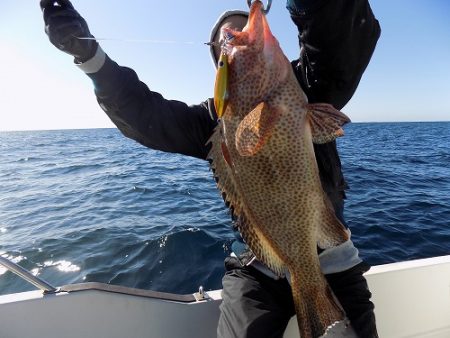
left=209, top=10, right=249, bottom=68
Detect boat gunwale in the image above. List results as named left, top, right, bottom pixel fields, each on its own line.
left=59, top=282, right=201, bottom=303
left=1, top=254, right=449, bottom=305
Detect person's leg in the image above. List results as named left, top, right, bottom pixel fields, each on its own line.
left=325, top=261, right=379, bottom=338
left=217, top=257, right=295, bottom=338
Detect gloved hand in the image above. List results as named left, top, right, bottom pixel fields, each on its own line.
left=40, top=0, right=98, bottom=63
left=285, top=0, right=314, bottom=15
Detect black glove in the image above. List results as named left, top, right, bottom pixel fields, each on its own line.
left=40, top=0, right=98, bottom=63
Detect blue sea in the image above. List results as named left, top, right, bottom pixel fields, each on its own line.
left=1, top=122, right=449, bottom=296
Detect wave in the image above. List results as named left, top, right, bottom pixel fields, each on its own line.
left=0, top=123, right=449, bottom=295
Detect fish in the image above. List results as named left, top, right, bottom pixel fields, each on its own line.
left=208, top=1, right=352, bottom=337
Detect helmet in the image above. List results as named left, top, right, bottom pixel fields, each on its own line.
left=209, top=10, right=249, bottom=68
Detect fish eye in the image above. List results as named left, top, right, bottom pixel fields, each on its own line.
left=218, top=61, right=224, bottom=68
left=224, top=31, right=234, bottom=41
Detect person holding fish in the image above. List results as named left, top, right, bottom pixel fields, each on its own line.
left=40, top=0, right=381, bottom=337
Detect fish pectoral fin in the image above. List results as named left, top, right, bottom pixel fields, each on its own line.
left=317, top=204, right=350, bottom=249
left=306, top=103, right=351, bottom=144
left=235, top=102, right=280, bottom=156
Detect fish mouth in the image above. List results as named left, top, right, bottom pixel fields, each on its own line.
left=220, top=0, right=269, bottom=52
left=247, top=0, right=272, bottom=14
left=246, top=0, right=266, bottom=39
left=213, top=0, right=279, bottom=118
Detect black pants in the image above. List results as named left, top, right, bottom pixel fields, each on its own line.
left=217, top=257, right=378, bottom=338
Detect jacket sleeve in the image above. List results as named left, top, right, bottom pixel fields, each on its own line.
left=84, top=53, right=218, bottom=160
left=286, top=0, right=381, bottom=109
left=282, top=0, right=381, bottom=197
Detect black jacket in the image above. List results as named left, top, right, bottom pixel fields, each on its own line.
left=86, top=0, right=380, bottom=200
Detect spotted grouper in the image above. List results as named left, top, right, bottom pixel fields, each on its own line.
left=208, top=1, right=352, bottom=337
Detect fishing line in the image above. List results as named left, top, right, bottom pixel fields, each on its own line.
left=76, top=36, right=209, bottom=45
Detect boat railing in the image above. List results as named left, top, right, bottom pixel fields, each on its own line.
left=0, top=255, right=217, bottom=303
left=0, top=255, right=58, bottom=293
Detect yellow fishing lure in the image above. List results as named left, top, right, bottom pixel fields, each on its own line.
left=214, top=53, right=229, bottom=118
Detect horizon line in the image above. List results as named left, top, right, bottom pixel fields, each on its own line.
left=1, top=120, right=450, bottom=133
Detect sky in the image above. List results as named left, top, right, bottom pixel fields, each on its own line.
left=0, top=0, right=449, bottom=131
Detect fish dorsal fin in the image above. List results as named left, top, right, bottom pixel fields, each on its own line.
left=207, top=124, right=242, bottom=214
left=306, top=103, right=351, bottom=144
left=208, top=124, right=286, bottom=277
left=235, top=102, right=281, bottom=156
left=236, top=211, right=286, bottom=277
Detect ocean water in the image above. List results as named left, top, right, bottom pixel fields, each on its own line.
left=0, top=122, right=449, bottom=296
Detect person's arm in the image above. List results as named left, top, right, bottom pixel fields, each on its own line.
left=83, top=52, right=217, bottom=160
left=40, top=0, right=217, bottom=160
left=284, top=0, right=381, bottom=195
left=286, top=0, right=381, bottom=109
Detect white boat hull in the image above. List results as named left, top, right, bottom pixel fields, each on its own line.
left=1, top=255, right=450, bottom=338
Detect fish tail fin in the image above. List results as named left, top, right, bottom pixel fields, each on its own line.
left=291, top=272, right=345, bottom=338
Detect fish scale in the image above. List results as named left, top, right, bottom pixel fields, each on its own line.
left=208, top=1, right=352, bottom=337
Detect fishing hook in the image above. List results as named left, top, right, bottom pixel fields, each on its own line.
left=247, top=0, right=272, bottom=14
